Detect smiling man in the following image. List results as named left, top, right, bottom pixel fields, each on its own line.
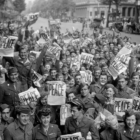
left=0, top=67, right=22, bottom=109
left=65, top=99, right=100, bottom=140
left=4, top=105, right=33, bottom=140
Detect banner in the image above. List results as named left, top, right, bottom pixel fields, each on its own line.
left=0, top=36, right=18, bottom=57
left=114, top=98, right=133, bottom=116
left=80, top=53, right=94, bottom=65
left=46, top=81, right=66, bottom=105
left=108, top=45, right=133, bottom=79
left=61, top=133, right=82, bottom=140
left=133, top=96, right=140, bottom=112
left=47, top=43, right=62, bottom=60
left=18, top=88, right=40, bottom=105
left=60, top=104, right=71, bottom=125
left=80, top=70, right=93, bottom=85
left=70, top=55, right=81, bottom=71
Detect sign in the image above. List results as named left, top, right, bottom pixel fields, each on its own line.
left=61, top=133, right=82, bottom=140
left=81, top=52, right=94, bottom=65
left=133, top=96, right=140, bottom=112
left=80, top=70, right=93, bottom=85
left=114, top=98, right=133, bottom=116
left=0, top=36, right=18, bottom=57
left=46, top=81, right=66, bottom=105
left=47, top=43, right=62, bottom=60
left=32, top=71, right=43, bottom=87
left=108, top=45, right=133, bottom=79
left=70, top=55, right=81, bottom=71
left=60, top=104, right=71, bottom=125
left=18, top=88, right=40, bottom=105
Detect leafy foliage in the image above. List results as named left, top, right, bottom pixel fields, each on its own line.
left=13, top=0, right=26, bottom=13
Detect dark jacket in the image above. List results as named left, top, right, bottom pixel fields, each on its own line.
left=118, top=125, right=140, bottom=140
left=65, top=116, right=100, bottom=140
left=100, top=128, right=120, bottom=140
left=0, top=80, right=22, bottom=107
left=32, top=124, right=61, bottom=140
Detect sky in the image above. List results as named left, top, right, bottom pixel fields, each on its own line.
left=25, top=0, right=35, bottom=4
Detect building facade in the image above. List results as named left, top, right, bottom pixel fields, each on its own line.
left=74, top=0, right=140, bottom=23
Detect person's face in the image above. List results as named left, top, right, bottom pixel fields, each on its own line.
left=63, top=67, right=68, bottom=74
left=118, top=78, right=127, bottom=89
left=41, top=115, right=51, bottom=127
left=57, top=75, right=64, bottom=81
left=75, top=75, right=81, bottom=85
left=59, top=62, right=63, bottom=68
left=68, top=93, right=75, bottom=102
left=51, top=70, right=57, bottom=78
left=9, top=72, right=18, bottom=83
left=126, top=115, right=136, bottom=130
left=114, top=48, right=118, bottom=55
left=95, top=70, right=101, bottom=79
left=109, top=52, right=114, bottom=58
left=110, top=121, right=118, bottom=130
left=62, top=58, right=66, bottom=63
left=2, top=108, right=10, bottom=122
left=118, top=45, right=122, bottom=50
left=44, top=64, right=51, bottom=71
left=19, top=49, right=28, bottom=60
left=91, top=49, right=95, bottom=55
left=81, top=85, right=89, bottom=97
left=66, top=58, right=71, bottom=65
left=29, top=55, right=36, bottom=63
left=18, top=113, right=30, bottom=126
left=71, top=107, right=81, bottom=119
left=106, top=88, right=114, bottom=99
left=99, top=75, right=108, bottom=86
left=102, top=66, right=108, bottom=72
left=95, top=54, right=100, bottom=59
left=69, top=78, right=75, bottom=87
left=100, top=53, right=104, bottom=59
left=132, top=75, right=139, bottom=84
left=41, top=96, right=48, bottom=105
left=81, top=66, right=86, bottom=71
left=110, top=44, right=114, bottom=49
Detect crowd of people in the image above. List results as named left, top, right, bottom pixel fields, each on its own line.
left=0, top=18, right=140, bottom=140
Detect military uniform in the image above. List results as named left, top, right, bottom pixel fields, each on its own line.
left=115, top=86, right=136, bottom=99
left=118, top=125, right=140, bottom=140
left=32, top=124, right=61, bottom=140
left=65, top=116, right=100, bottom=140
left=0, top=80, right=22, bottom=107
left=4, top=120, right=33, bottom=140
left=100, top=128, right=120, bottom=140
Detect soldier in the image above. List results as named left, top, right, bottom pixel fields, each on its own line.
left=4, top=105, right=33, bottom=140
left=64, top=99, right=100, bottom=140
left=33, top=107, right=61, bottom=140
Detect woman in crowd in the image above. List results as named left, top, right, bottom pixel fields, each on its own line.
left=118, top=109, right=140, bottom=140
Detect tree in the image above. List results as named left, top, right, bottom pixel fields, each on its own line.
left=13, top=0, right=26, bottom=13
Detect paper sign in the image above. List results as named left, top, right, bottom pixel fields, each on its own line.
left=32, top=71, right=43, bottom=87
left=70, top=55, right=81, bottom=71
left=0, top=36, right=18, bottom=57
left=46, top=81, right=66, bottom=105
left=114, top=98, right=133, bottom=116
left=133, top=96, right=140, bottom=112
left=108, top=45, right=132, bottom=79
left=18, top=88, right=40, bottom=105
left=80, top=70, right=93, bottom=85
left=81, top=53, right=94, bottom=65
left=61, top=133, right=82, bottom=140
left=60, top=104, right=71, bottom=125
